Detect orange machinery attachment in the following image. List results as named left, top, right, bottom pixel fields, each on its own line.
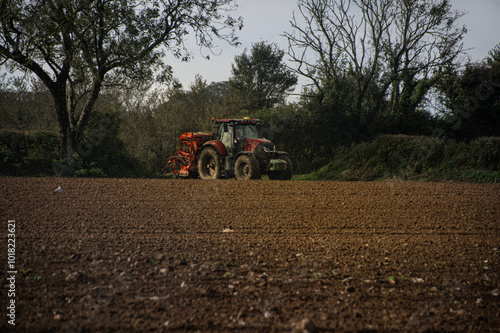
left=165, top=132, right=216, bottom=178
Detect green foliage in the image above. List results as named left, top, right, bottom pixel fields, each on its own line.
left=119, top=78, right=223, bottom=178
left=1, top=0, right=242, bottom=162
left=229, top=41, right=298, bottom=111
left=307, top=136, right=500, bottom=182
left=69, top=109, right=141, bottom=177
left=1, top=5, right=499, bottom=180
left=438, top=47, right=500, bottom=140
left=0, top=109, right=141, bottom=177
left=0, top=80, right=56, bottom=131
left=251, top=100, right=366, bottom=174
left=285, top=0, right=466, bottom=137
left=0, top=130, right=59, bottom=176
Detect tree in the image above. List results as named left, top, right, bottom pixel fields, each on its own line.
left=229, top=41, right=298, bottom=112
left=0, top=78, right=56, bottom=131
left=120, top=75, right=227, bottom=177
left=438, top=43, right=500, bottom=139
left=284, top=0, right=466, bottom=132
left=0, top=0, right=242, bottom=163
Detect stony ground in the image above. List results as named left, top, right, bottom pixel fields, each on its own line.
left=1, top=177, right=499, bottom=332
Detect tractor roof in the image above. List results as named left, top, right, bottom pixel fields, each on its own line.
left=213, top=118, right=260, bottom=125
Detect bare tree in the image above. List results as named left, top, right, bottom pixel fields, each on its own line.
left=284, top=0, right=466, bottom=118
left=383, top=0, right=466, bottom=115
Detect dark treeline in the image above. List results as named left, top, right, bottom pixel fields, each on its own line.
left=1, top=44, right=499, bottom=179
left=1, top=0, right=499, bottom=180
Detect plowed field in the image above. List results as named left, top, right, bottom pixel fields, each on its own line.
left=1, top=178, right=499, bottom=332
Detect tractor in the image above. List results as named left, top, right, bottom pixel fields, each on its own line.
left=166, top=118, right=293, bottom=180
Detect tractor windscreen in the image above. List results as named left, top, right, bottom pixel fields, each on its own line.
left=235, top=124, right=259, bottom=140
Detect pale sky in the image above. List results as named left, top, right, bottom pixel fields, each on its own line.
left=167, top=0, right=500, bottom=92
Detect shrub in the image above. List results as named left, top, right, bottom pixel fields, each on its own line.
left=307, top=135, right=500, bottom=182
left=0, top=130, right=59, bottom=176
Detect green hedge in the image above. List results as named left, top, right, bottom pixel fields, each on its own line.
left=1, top=114, right=142, bottom=177
left=306, top=135, right=500, bottom=182
left=0, top=130, right=60, bottom=176
left=3, top=129, right=499, bottom=182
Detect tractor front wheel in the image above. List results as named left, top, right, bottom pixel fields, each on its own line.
left=198, top=148, right=221, bottom=179
left=234, top=154, right=261, bottom=180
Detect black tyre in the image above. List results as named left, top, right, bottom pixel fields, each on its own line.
left=234, top=154, right=261, bottom=180
left=268, top=155, right=293, bottom=180
left=198, top=148, right=221, bottom=179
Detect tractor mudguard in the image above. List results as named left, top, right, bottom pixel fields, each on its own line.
left=203, top=140, right=227, bottom=156
left=234, top=151, right=254, bottom=160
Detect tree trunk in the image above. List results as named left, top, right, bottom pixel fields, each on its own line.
left=76, top=80, right=103, bottom=136
left=53, top=91, right=75, bottom=163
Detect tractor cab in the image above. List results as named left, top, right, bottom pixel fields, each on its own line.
left=215, top=118, right=261, bottom=156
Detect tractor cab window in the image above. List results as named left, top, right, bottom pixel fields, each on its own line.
left=220, top=124, right=234, bottom=153
left=235, top=124, right=259, bottom=140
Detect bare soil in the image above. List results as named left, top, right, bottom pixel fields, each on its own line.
left=1, top=177, right=499, bottom=332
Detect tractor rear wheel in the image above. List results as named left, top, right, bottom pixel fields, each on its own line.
left=234, top=154, right=261, bottom=180
left=268, top=155, right=293, bottom=180
left=198, top=148, right=221, bottom=179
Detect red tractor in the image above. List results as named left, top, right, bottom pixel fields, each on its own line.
left=166, top=118, right=293, bottom=180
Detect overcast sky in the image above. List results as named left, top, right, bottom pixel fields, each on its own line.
left=168, top=0, right=500, bottom=92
